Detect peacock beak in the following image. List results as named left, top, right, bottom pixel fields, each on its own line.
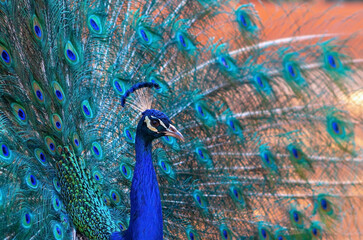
left=162, top=124, right=184, bottom=142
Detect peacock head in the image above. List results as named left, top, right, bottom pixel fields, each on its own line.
left=137, top=109, right=184, bottom=143
left=121, top=82, right=184, bottom=143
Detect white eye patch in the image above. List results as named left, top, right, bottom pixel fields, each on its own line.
left=144, top=116, right=168, bottom=132
left=145, top=116, right=158, bottom=132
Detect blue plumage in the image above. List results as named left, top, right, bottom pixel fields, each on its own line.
left=0, top=0, right=362, bottom=240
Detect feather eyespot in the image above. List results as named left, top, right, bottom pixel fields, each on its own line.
left=34, top=148, right=47, bottom=165
left=261, top=228, right=267, bottom=239
left=179, top=34, right=186, bottom=47
left=22, top=211, right=33, bottom=228
left=64, top=41, right=79, bottom=64
left=25, top=213, right=31, bottom=224
left=122, top=165, right=127, bottom=175
left=26, top=174, right=39, bottom=189
left=139, top=29, right=149, bottom=42
left=2, top=50, right=9, bottom=63
left=256, top=75, right=264, bottom=87
left=2, top=144, right=9, bottom=157
left=287, top=63, right=296, bottom=77
left=222, top=230, right=228, bottom=239
left=45, top=136, right=56, bottom=154
left=331, top=121, right=340, bottom=134
left=56, top=90, right=63, bottom=99
left=120, top=163, right=132, bottom=180
left=240, top=14, right=248, bottom=27
left=53, top=224, right=63, bottom=240
left=91, top=142, right=103, bottom=159
left=81, top=100, right=93, bottom=118
left=189, top=232, right=194, bottom=240
left=186, top=228, right=199, bottom=240
left=34, top=25, right=41, bottom=37
left=90, top=19, right=99, bottom=31
left=0, top=143, right=11, bottom=161
left=312, top=228, right=318, bottom=236
left=126, top=130, right=132, bottom=139
left=327, top=55, right=336, bottom=68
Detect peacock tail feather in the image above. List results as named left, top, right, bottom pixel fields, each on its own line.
left=0, top=0, right=362, bottom=239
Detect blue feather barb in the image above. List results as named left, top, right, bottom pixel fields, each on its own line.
left=120, top=82, right=160, bottom=107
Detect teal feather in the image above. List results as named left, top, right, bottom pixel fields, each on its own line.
left=0, top=0, right=362, bottom=240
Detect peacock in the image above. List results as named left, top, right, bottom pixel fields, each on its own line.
left=0, top=0, right=362, bottom=239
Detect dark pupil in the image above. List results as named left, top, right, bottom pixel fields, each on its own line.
left=256, top=76, right=264, bottom=87
left=40, top=153, right=45, bottom=161
left=151, top=120, right=159, bottom=127
left=122, top=165, right=127, bottom=175
left=179, top=34, right=186, bottom=47
left=95, top=174, right=99, bottom=180
left=18, top=109, right=25, bottom=120
left=57, top=181, right=60, bottom=187
left=196, top=195, right=201, bottom=204
left=293, top=211, right=299, bottom=222
left=198, top=149, right=204, bottom=159
left=67, top=49, right=76, bottom=61
left=112, top=193, right=117, bottom=200
left=115, top=81, right=122, bottom=92
left=292, top=148, right=299, bottom=159
left=56, top=227, right=61, bottom=235
left=56, top=199, right=59, bottom=206
left=261, top=229, right=267, bottom=238
left=34, top=25, right=41, bottom=37
left=83, top=105, right=90, bottom=115
left=49, top=143, right=55, bottom=150
left=161, top=161, right=167, bottom=170
left=90, top=19, right=100, bottom=31
left=328, top=55, right=336, bottom=68
left=264, top=153, right=270, bottom=164
left=126, top=130, right=132, bottom=140
left=240, top=14, right=248, bottom=27
left=2, top=50, right=9, bottom=63
left=2, top=145, right=9, bottom=156
left=189, top=232, right=194, bottom=240
left=140, top=29, right=149, bottom=42
left=332, top=121, right=340, bottom=134
left=55, top=90, right=63, bottom=100
left=56, top=121, right=61, bottom=128
left=288, top=64, right=296, bottom=77
left=74, top=139, right=79, bottom=146
left=25, top=213, right=30, bottom=223
left=36, top=90, right=43, bottom=100
left=233, top=188, right=239, bottom=198
left=278, top=236, right=283, bottom=240
left=220, top=57, right=228, bottom=68
left=164, top=136, right=170, bottom=141
left=197, top=106, right=204, bottom=116
left=321, top=199, right=328, bottom=210
left=223, top=229, right=228, bottom=239
left=229, top=120, right=236, bottom=131
left=30, top=175, right=36, bottom=185
left=312, top=228, right=318, bottom=236
left=93, top=146, right=99, bottom=155
left=120, top=224, right=124, bottom=230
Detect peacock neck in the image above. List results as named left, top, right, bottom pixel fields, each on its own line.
left=126, top=129, right=163, bottom=240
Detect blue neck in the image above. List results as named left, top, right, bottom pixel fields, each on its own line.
left=126, top=130, right=163, bottom=240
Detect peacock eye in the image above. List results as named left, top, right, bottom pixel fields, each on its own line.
left=151, top=119, right=160, bottom=127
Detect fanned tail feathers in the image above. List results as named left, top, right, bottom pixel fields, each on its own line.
left=0, top=0, right=362, bottom=239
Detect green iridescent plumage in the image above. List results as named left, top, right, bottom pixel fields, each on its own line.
left=0, top=0, right=362, bottom=240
